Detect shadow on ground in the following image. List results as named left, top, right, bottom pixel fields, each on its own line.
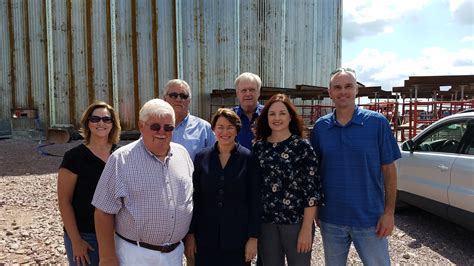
left=395, top=206, right=474, bottom=265
left=0, top=138, right=137, bottom=176
left=0, top=138, right=79, bottom=176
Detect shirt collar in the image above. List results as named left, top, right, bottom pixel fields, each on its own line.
left=139, top=137, right=173, bottom=160
left=328, top=106, right=364, bottom=128
left=235, top=104, right=264, bottom=117
left=213, top=141, right=239, bottom=154
left=175, top=113, right=190, bottom=128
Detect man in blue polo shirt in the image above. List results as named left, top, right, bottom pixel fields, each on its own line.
left=310, top=68, right=401, bottom=266
left=164, top=79, right=216, bottom=160
left=232, top=72, right=264, bottom=150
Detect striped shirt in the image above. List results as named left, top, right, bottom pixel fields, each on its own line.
left=92, top=138, right=194, bottom=245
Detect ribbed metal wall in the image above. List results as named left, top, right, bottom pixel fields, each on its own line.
left=1, top=0, right=12, bottom=134
left=0, top=0, right=342, bottom=133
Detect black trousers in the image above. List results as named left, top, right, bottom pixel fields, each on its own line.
left=195, top=247, right=250, bottom=266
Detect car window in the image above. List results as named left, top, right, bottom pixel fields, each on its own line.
left=414, top=121, right=467, bottom=153
left=466, top=138, right=474, bottom=155
left=462, top=120, right=474, bottom=155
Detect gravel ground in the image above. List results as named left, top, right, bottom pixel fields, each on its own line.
left=0, top=138, right=473, bottom=265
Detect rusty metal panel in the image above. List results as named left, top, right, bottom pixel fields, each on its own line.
left=69, top=0, right=88, bottom=124
left=175, top=0, right=342, bottom=119
left=91, top=0, right=112, bottom=103
left=51, top=0, right=71, bottom=125
left=256, top=0, right=341, bottom=88
left=135, top=0, right=155, bottom=105
left=0, top=0, right=12, bottom=136
left=114, top=0, right=178, bottom=130
left=155, top=0, right=177, bottom=94
left=285, top=0, right=342, bottom=87
left=115, top=0, right=136, bottom=129
left=177, top=0, right=200, bottom=114
left=239, top=0, right=260, bottom=75
left=200, top=1, right=239, bottom=115
left=315, top=0, right=342, bottom=87
left=1, top=0, right=342, bottom=133
left=27, top=0, right=48, bottom=128
left=286, top=1, right=317, bottom=85
left=178, top=1, right=241, bottom=117
left=260, top=1, right=286, bottom=87
left=10, top=1, right=29, bottom=108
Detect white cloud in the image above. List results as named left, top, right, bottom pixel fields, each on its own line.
left=449, top=0, right=474, bottom=24
left=343, top=0, right=432, bottom=40
left=343, top=47, right=474, bottom=90
left=460, top=36, right=474, bottom=43
left=344, top=0, right=432, bottom=23
left=383, top=26, right=395, bottom=34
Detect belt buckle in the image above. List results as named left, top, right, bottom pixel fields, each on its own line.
left=160, top=243, right=175, bottom=253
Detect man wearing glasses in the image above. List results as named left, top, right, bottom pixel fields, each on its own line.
left=93, top=99, right=194, bottom=265
left=164, top=79, right=216, bottom=160
left=233, top=72, right=264, bottom=150
left=310, top=68, right=400, bottom=265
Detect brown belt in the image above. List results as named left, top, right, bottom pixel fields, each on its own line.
left=115, top=232, right=180, bottom=253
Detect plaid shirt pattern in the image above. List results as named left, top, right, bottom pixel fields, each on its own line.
left=92, top=139, right=194, bottom=245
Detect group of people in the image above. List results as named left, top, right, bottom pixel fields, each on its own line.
left=57, top=69, right=401, bottom=266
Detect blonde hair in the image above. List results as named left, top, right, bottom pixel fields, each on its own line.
left=80, top=101, right=121, bottom=144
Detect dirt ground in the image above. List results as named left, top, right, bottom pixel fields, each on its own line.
left=0, top=138, right=473, bottom=264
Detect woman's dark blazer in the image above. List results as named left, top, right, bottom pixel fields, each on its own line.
left=189, top=142, right=260, bottom=252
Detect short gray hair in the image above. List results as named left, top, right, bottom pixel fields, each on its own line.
left=329, top=67, right=357, bottom=87
left=234, top=72, right=262, bottom=91
left=139, top=99, right=176, bottom=125
left=163, top=79, right=192, bottom=99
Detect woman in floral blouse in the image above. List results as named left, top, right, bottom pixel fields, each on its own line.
left=253, top=93, right=322, bottom=266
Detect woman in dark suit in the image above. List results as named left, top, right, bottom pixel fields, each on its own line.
left=185, top=108, right=260, bottom=266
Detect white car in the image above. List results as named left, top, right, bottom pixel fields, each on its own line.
left=397, top=111, right=474, bottom=230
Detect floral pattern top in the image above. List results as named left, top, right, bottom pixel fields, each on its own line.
left=253, top=134, right=322, bottom=224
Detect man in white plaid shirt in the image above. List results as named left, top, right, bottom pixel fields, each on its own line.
left=93, top=99, right=194, bottom=265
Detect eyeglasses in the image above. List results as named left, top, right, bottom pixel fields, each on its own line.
left=145, top=122, right=175, bottom=132
left=167, top=92, right=189, bottom=100
left=331, top=67, right=356, bottom=77
left=89, top=116, right=113, bottom=124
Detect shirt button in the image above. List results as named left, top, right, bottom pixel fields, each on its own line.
left=217, top=202, right=223, bottom=208
left=218, top=189, right=224, bottom=195
left=220, top=175, right=224, bottom=181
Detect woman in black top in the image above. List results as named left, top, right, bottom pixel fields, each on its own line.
left=253, top=94, right=322, bottom=266
left=185, top=108, right=260, bottom=266
left=57, top=101, right=121, bottom=266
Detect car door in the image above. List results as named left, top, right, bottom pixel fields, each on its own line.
left=447, top=119, right=474, bottom=213
left=398, top=118, right=468, bottom=208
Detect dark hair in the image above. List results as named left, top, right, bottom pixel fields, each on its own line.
left=80, top=101, right=121, bottom=144
left=255, top=93, right=303, bottom=141
left=211, top=108, right=241, bottom=134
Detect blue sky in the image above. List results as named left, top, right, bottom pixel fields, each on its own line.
left=342, top=0, right=474, bottom=91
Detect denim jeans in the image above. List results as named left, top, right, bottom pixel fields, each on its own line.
left=63, top=231, right=99, bottom=266
left=320, top=221, right=390, bottom=266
